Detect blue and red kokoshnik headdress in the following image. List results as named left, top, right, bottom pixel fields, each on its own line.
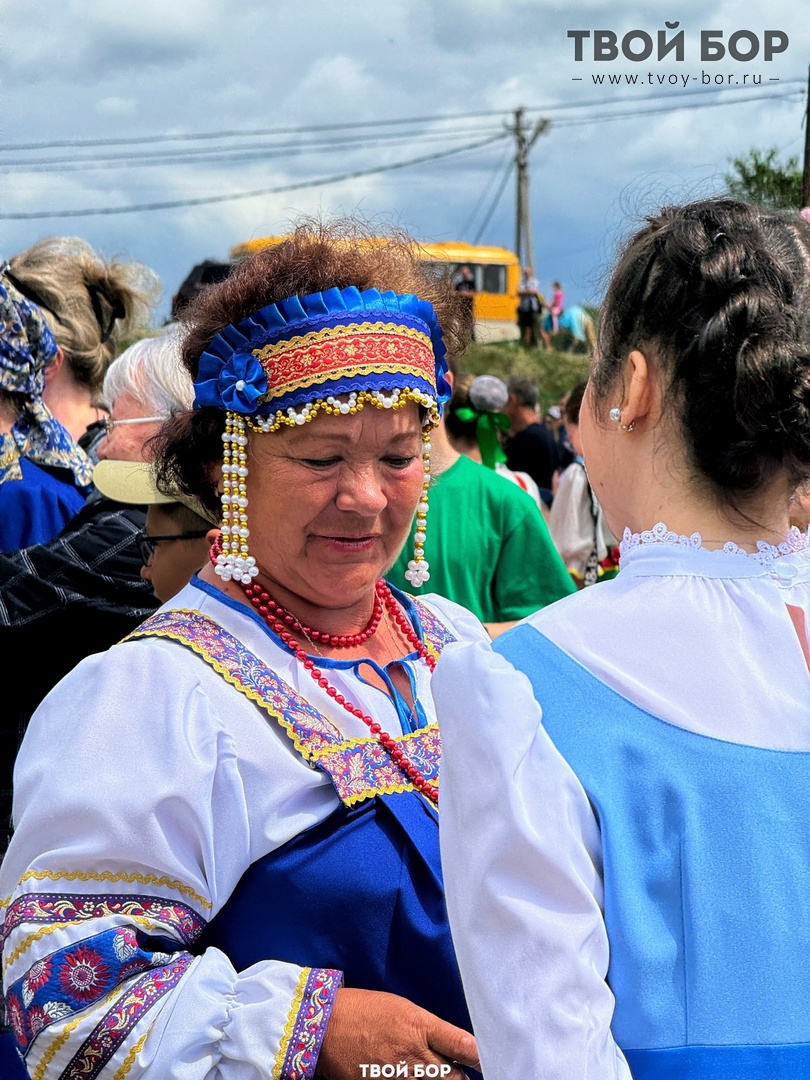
left=192, top=286, right=451, bottom=589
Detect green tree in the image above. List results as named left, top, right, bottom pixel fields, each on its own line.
left=724, top=147, right=803, bottom=209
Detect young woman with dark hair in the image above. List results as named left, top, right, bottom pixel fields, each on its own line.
left=437, top=199, right=810, bottom=1079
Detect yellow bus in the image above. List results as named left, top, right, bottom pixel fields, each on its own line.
left=230, top=237, right=521, bottom=343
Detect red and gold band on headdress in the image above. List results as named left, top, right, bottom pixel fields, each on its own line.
left=193, top=287, right=450, bottom=588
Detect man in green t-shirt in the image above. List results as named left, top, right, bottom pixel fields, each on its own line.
left=387, top=402, right=575, bottom=635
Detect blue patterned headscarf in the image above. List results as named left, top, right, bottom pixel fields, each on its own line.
left=0, top=276, right=93, bottom=487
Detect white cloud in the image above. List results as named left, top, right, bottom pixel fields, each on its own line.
left=95, top=96, right=139, bottom=116
left=2, top=0, right=807, bottom=313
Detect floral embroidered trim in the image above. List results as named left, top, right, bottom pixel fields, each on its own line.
left=16, top=870, right=210, bottom=912
left=311, top=726, right=441, bottom=806
left=252, top=321, right=435, bottom=400
left=5, top=922, right=158, bottom=975
left=275, top=967, right=342, bottom=1080
left=126, top=611, right=345, bottom=755
left=1, top=893, right=206, bottom=951
left=127, top=607, right=453, bottom=807
left=412, top=598, right=457, bottom=661
left=111, top=1031, right=149, bottom=1080
left=272, top=968, right=308, bottom=1079
left=7, top=926, right=185, bottom=1055
left=30, top=1007, right=90, bottom=1080
left=619, top=521, right=810, bottom=566
left=60, top=953, right=191, bottom=1080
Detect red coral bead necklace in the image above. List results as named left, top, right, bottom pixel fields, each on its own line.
left=209, top=537, right=439, bottom=804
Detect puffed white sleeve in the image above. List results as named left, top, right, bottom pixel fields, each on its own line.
left=0, top=641, right=340, bottom=1080
left=434, top=639, right=631, bottom=1080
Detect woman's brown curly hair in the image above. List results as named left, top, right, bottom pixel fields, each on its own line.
left=153, top=219, right=472, bottom=518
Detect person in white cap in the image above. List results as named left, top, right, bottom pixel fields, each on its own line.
left=93, top=457, right=216, bottom=603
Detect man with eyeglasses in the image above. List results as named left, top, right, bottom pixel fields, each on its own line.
left=0, top=330, right=192, bottom=856
left=94, top=458, right=215, bottom=604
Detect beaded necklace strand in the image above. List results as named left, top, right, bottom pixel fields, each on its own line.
left=209, top=538, right=439, bottom=803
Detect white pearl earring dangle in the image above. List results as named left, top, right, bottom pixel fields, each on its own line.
left=404, top=415, right=436, bottom=588
left=215, top=411, right=258, bottom=584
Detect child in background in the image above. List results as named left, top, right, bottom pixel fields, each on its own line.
left=550, top=279, right=564, bottom=332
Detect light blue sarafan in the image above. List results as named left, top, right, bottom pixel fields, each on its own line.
left=497, top=623, right=810, bottom=1080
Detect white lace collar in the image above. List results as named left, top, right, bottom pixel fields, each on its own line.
left=619, top=522, right=810, bottom=568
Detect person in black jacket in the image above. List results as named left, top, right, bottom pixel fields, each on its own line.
left=503, top=375, right=559, bottom=507
left=0, top=329, right=193, bottom=855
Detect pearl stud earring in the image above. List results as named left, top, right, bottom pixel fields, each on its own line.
left=609, top=407, right=621, bottom=422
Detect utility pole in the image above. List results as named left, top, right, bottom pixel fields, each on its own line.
left=511, top=107, right=550, bottom=269
left=803, top=63, right=810, bottom=207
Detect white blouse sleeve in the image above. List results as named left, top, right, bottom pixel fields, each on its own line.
left=548, top=464, right=595, bottom=578
left=434, top=639, right=631, bottom=1080
left=414, top=593, right=491, bottom=645
left=1, top=641, right=340, bottom=1080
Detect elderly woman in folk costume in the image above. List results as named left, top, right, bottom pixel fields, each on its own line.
left=0, top=224, right=483, bottom=1079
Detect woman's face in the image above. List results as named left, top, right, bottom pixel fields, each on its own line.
left=244, top=402, right=425, bottom=610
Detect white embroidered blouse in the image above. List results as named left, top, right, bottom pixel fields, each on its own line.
left=0, top=579, right=487, bottom=1080
left=435, top=525, right=810, bottom=1080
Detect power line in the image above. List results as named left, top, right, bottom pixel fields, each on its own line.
left=0, top=125, right=506, bottom=174
left=0, top=132, right=509, bottom=221
left=0, top=110, right=515, bottom=153
left=553, top=86, right=802, bottom=128
left=2, top=78, right=803, bottom=155
left=6, top=86, right=797, bottom=176
left=457, top=143, right=513, bottom=237
left=2, top=82, right=804, bottom=220
left=527, top=77, right=806, bottom=114
left=473, top=157, right=514, bottom=244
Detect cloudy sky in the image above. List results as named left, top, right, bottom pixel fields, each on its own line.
left=2, top=0, right=808, bottom=320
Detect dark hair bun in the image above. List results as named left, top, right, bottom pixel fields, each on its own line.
left=595, top=198, right=810, bottom=496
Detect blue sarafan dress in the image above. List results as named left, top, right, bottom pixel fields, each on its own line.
left=437, top=525, right=810, bottom=1080
left=0, top=579, right=487, bottom=1080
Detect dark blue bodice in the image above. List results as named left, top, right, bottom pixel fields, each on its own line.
left=199, top=791, right=473, bottom=1034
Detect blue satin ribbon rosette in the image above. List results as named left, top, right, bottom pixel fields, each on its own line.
left=193, top=286, right=451, bottom=417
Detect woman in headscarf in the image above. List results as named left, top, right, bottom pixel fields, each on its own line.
left=0, top=276, right=93, bottom=549
left=4, top=237, right=158, bottom=446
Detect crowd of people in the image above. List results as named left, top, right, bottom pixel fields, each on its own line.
left=516, top=267, right=596, bottom=353
left=2, top=197, right=810, bottom=1080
